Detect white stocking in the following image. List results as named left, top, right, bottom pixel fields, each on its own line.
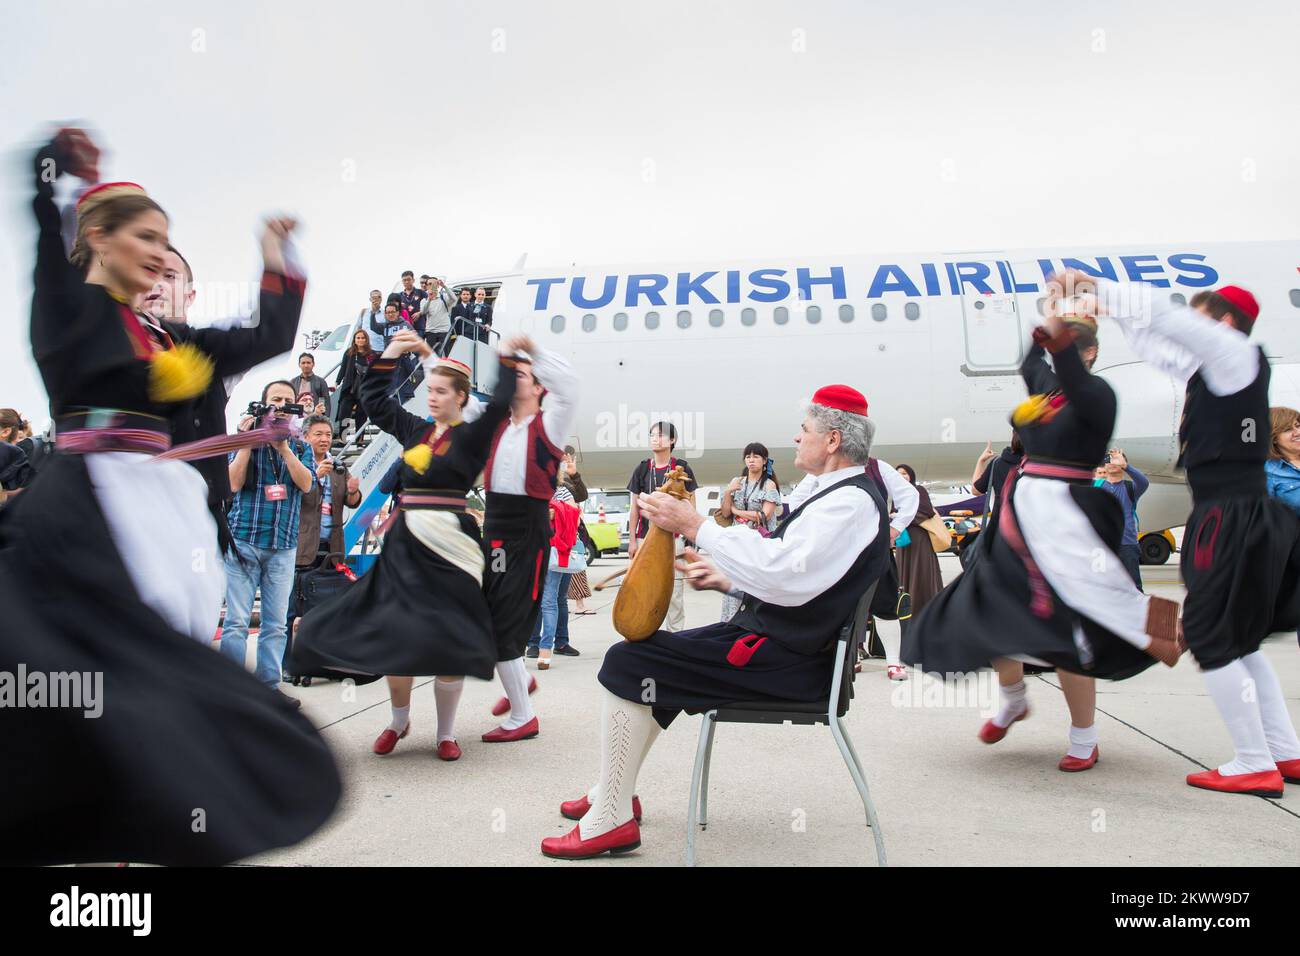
left=1202, top=660, right=1275, bottom=774
left=578, top=689, right=660, bottom=839
left=434, top=677, right=464, bottom=743
left=1240, top=651, right=1300, bottom=762
left=495, top=657, right=535, bottom=730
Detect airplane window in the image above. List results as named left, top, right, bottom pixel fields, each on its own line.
left=645, top=311, right=660, bottom=330
left=613, top=312, right=628, bottom=331
left=1170, top=293, right=1186, bottom=307
left=709, top=309, right=724, bottom=327
left=806, top=305, right=822, bottom=324
left=677, top=310, right=692, bottom=329
left=741, top=308, right=756, bottom=326
left=1036, top=296, right=1049, bottom=316
left=904, top=302, right=920, bottom=320
left=551, top=315, right=565, bottom=333
left=774, top=306, right=789, bottom=325
left=1291, top=290, right=1300, bottom=307
left=582, top=313, right=597, bottom=332
left=871, top=303, right=887, bottom=322
left=839, top=304, right=854, bottom=323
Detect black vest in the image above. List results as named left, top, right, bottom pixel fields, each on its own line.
left=1178, top=347, right=1269, bottom=501
left=730, top=472, right=891, bottom=655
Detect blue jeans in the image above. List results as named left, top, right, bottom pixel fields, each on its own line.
left=531, top=568, right=570, bottom=651
left=219, top=539, right=297, bottom=687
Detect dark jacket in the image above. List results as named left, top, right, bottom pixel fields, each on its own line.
left=336, top=349, right=376, bottom=395
left=289, top=373, right=330, bottom=408
left=559, top=467, right=588, bottom=503
left=297, top=462, right=356, bottom=566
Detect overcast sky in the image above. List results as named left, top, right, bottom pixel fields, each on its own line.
left=3, top=0, right=1298, bottom=424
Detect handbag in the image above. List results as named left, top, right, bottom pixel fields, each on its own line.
left=919, top=514, right=953, bottom=552
left=549, top=538, right=588, bottom=574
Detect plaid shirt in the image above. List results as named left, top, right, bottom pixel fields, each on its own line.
left=227, top=440, right=316, bottom=550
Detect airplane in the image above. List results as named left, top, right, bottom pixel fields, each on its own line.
left=230, top=241, right=1300, bottom=564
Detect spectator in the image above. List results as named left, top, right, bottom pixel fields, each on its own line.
left=1092, top=447, right=1149, bottom=589
left=420, top=275, right=455, bottom=353
left=560, top=445, right=595, bottom=631
left=0, top=408, right=34, bottom=504
left=358, top=289, right=385, bottom=351
left=335, top=329, right=377, bottom=434
left=450, top=287, right=476, bottom=339
left=1266, top=406, right=1300, bottom=516
left=220, top=380, right=316, bottom=702
left=717, top=442, right=781, bottom=621
left=531, top=486, right=582, bottom=669
left=470, top=287, right=494, bottom=342
left=397, top=269, right=426, bottom=323
left=892, top=464, right=944, bottom=680
left=289, top=352, right=330, bottom=409
left=626, top=421, right=697, bottom=632
left=371, top=297, right=409, bottom=347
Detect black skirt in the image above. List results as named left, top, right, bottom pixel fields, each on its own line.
left=598, top=624, right=835, bottom=729
left=0, top=454, right=341, bottom=866
left=481, top=493, right=551, bottom=662
left=1180, top=495, right=1300, bottom=670
left=902, top=479, right=1156, bottom=681
left=291, top=510, right=497, bottom=681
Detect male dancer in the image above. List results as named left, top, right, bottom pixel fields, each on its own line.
left=1075, top=271, right=1300, bottom=796
left=481, top=334, right=579, bottom=741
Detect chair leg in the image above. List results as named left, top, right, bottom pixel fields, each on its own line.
left=699, top=716, right=717, bottom=829
left=829, top=716, right=887, bottom=866
left=685, top=711, right=716, bottom=867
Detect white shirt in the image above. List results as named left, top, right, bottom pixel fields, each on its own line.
left=694, top=464, right=880, bottom=607
left=1097, top=278, right=1259, bottom=397
left=487, top=344, right=580, bottom=494
left=788, top=458, right=916, bottom=533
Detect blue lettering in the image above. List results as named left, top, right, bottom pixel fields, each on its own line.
left=796, top=266, right=846, bottom=301
left=527, top=277, right=566, bottom=311
left=1061, top=257, right=1118, bottom=281
left=1168, top=253, right=1217, bottom=288
left=625, top=274, right=669, bottom=307
left=676, top=271, right=720, bottom=306
left=747, top=269, right=790, bottom=303
left=1003, top=261, right=1040, bottom=293
left=726, top=269, right=741, bottom=304
left=867, top=264, right=921, bottom=298
left=921, top=262, right=941, bottom=296
left=570, top=275, right=617, bottom=309
left=953, top=261, right=995, bottom=295
left=1120, top=255, right=1170, bottom=287
left=945, top=262, right=960, bottom=295
left=1037, top=258, right=1056, bottom=282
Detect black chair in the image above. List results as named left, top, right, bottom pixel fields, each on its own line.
left=685, top=582, right=886, bottom=866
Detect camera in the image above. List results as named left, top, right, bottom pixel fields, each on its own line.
left=245, top=400, right=305, bottom=428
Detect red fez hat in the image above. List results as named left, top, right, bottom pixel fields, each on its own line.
left=812, top=384, right=868, bottom=416
left=1215, top=285, right=1259, bottom=321
left=76, top=181, right=147, bottom=211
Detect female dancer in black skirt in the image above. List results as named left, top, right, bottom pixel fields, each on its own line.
left=902, top=291, right=1181, bottom=772
left=291, top=330, right=514, bottom=761
left=0, top=129, right=340, bottom=866
left=1087, top=272, right=1300, bottom=796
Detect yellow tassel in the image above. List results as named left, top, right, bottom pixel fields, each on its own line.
left=1011, top=394, right=1050, bottom=428
left=148, top=342, right=214, bottom=403
left=403, top=443, right=433, bottom=475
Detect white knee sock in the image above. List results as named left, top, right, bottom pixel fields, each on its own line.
left=992, top=680, right=1028, bottom=728
left=878, top=619, right=902, bottom=667
left=1067, top=723, right=1099, bottom=760
left=584, top=715, right=657, bottom=807
left=579, top=689, right=660, bottom=839
left=434, top=678, right=464, bottom=743
left=496, top=657, right=535, bottom=730
left=388, top=704, right=410, bottom=734
left=1240, top=651, right=1300, bottom=762
left=1202, top=659, right=1275, bottom=774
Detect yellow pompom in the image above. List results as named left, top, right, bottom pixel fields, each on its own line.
left=148, top=342, right=214, bottom=403
left=403, top=443, right=433, bottom=475
left=1011, top=394, right=1050, bottom=428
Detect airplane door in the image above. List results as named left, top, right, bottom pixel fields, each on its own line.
left=958, top=281, right=1024, bottom=376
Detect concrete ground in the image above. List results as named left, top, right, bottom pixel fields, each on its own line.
left=249, top=554, right=1300, bottom=867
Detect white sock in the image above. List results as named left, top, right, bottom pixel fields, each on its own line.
left=585, top=717, right=657, bottom=808
left=878, top=619, right=902, bottom=667
left=1240, top=651, right=1300, bottom=762
left=992, top=680, right=1028, bottom=728
left=579, top=689, right=659, bottom=840
left=1067, top=723, right=1099, bottom=760
left=388, top=704, right=410, bottom=734
left=434, top=678, right=464, bottom=743
left=495, top=657, right=535, bottom=730
left=1202, top=659, right=1275, bottom=774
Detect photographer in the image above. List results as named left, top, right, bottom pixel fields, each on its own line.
left=1093, top=447, right=1149, bottom=590
left=220, top=380, right=315, bottom=700
left=297, top=415, right=362, bottom=568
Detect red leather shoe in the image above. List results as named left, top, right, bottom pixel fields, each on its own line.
left=1277, top=758, right=1300, bottom=784
left=978, top=706, right=1029, bottom=744
left=373, top=723, right=410, bottom=756
left=540, top=820, right=640, bottom=860
left=491, top=676, right=538, bottom=717
left=560, top=794, right=643, bottom=823
left=1186, top=768, right=1284, bottom=797
left=1058, top=746, right=1099, bottom=772
left=481, top=716, right=539, bottom=743
left=436, top=739, right=462, bottom=761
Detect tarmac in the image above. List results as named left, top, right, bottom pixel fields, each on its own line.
left=248, top=554, right=1300, bottom=867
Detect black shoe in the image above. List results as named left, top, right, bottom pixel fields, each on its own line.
left=278, top=690, right=302, bottom=710
left=555, top=644, right=580, bottom=657
left=525, top=645, right=539, bottom=659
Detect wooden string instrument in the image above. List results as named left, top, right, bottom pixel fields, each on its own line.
left=613, top=465, right=691, bottom=641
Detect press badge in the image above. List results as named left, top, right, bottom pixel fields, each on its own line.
left=265, top=484, right=288, bottom=501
